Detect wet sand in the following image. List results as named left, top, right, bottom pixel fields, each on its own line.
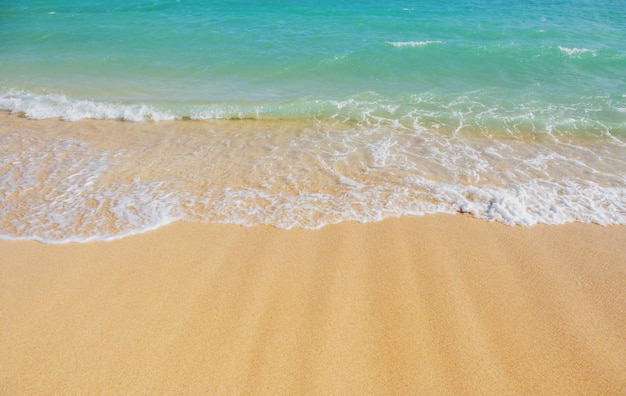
left=1, top=215, right=625, bottom=394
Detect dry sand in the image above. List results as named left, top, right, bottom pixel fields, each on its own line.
left=1, top=214, right=625, bottom=394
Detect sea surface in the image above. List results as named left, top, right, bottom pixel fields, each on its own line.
left=1, top=0, right=625, bottom=242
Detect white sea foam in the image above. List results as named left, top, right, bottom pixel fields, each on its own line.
left=388, top=40, right=442, bottom=48
left=2, top=168, right=625, bottom=243
left=558, top=46, right=598, bottom=57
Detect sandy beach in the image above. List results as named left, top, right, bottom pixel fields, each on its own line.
left=2, top=0, right=626, bottom=393
left=1, top=214, right=625, bottom=394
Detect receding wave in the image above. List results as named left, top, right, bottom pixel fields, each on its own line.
left=1, top=111, right=625, bottom=243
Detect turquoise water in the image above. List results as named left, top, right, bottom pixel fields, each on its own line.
left=2, top=0, right=625, bottom=131
left=1, top=0, right=625, bottom=241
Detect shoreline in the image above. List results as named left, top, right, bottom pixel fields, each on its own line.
left=1, top=214, right=625, bottom=394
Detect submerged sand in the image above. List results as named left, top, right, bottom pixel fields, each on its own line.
left=1, top=215, right=625, bottom=394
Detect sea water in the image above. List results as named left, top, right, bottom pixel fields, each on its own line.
left=1, top=0, right=625, bottom=242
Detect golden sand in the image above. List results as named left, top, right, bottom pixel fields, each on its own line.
left=1, top=215, right=625, bottom=394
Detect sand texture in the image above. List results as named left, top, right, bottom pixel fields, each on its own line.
left=1, top=215, right=625, bottom=394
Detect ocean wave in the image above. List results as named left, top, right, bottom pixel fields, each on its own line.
left=0, top=89, right=176, bottom=121
left=1, top=89, right=624, bottom=138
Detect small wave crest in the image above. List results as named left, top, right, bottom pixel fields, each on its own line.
left=388, top=40, right=443, bottom=48
left=558, top=46, right=598, bottom=57
left=0, top=89, right=176, bottom=121
left=0, top=89, right=280, bottom=122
